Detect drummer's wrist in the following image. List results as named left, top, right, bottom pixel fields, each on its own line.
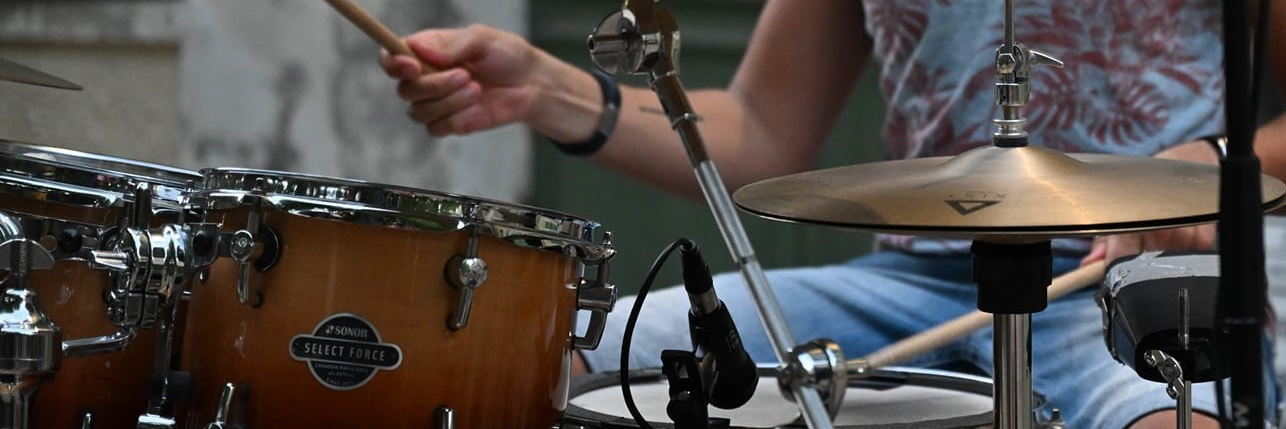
left=528, top=59, right=618, bottom=156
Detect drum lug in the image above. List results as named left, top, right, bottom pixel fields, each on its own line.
left=203, top=382, right=246, bottom=429
left=445, top=227, right=488, bottom=331
left=434, top=406, right=454, bottom=429
left=572, top=232, right=616, bottom=350
left=0, top=239, right=60, bottom=429
left=81, top=411, right=93, bottom=429
left=227, top=182, right=278, bottom=307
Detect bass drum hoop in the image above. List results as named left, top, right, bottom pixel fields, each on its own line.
left=565, top=366, right=1001, bottom=429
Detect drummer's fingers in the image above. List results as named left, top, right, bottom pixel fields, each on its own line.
left=407, top=82, right=481, bottom=126
left=380, top=53, right=425, bottom=80
left=397, top=68, right=471, bottom=101
left=1104, top=233, right=1143, bottom=266
left=425, top=105, right=485, bottom=137
left=1080, top=236, right=1108, bottom=267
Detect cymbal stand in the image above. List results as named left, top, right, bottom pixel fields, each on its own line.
left=587, top=2, right=833, bottom=428
left=987, top=1, right=1063, bottom=427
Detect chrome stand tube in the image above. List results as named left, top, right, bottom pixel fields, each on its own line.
left=994, top=314, right=1032, bottom=429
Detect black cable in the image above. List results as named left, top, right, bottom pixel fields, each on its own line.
left=621, top=237, right=695, bottom=429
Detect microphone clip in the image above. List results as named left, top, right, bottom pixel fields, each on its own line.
left=660, top=350, right=731, bottom=429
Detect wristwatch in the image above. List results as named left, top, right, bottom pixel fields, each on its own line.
left=553, top=69, right=620, bottom=156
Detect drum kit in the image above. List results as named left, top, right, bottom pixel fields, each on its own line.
left=0, top=1, right=1279, bottom=429
left=0, top=57, right=617, bottom=427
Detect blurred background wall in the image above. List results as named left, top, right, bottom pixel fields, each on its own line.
left=0, top=0, right=531, bottom=201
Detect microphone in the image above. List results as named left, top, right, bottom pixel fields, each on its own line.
left=680, top=241, right=757, bottom=409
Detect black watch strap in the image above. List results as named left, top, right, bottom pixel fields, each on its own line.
left=552, top=69, right=620, bottom=156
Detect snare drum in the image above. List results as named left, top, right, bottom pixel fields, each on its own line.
left=0, top=140, right=199, bottom=428
left=181, top=168, right=614, bottom=428
left=564, top=367, right=998, bottom=428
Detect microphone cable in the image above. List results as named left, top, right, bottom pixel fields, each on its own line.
left=620, top=237, right=696, bottom=429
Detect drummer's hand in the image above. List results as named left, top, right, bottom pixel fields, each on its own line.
left=1080, top=140, right=1221, bottom=267
left=379, top=25, right=547, bottom=137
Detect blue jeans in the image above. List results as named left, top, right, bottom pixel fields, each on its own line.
left=578, top=251, right=1281, bottom=428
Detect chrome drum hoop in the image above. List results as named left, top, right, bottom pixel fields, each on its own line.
left=194, top=168, right=612, bottom=261
left=0, top=140, right=200, bottom=214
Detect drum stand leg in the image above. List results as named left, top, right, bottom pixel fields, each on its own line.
left=973, top=240, right=1052, bottom=429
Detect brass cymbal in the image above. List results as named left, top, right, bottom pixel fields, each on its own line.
left=733, top=145, right=1286, bottom=240
left=0, top=57, right=82, bottom=90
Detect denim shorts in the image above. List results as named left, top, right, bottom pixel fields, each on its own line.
left=578, top=250, right=1281, bottom=428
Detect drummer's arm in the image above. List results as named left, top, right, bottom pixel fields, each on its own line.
left=1082, top=5, right=1286, bottom=267
left=568, top=0, right=872, bottom=199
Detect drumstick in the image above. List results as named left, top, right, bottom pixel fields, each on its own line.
left=862, top=260, right=1106, bottom=368
left=323, top=0, right=437, bottom=71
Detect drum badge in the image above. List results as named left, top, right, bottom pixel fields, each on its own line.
left=290, top=313, right=403, bottom=390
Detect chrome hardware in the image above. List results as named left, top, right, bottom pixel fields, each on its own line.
left=779, top=339, right=849, bottom=418
left=1044, top=409, right=1066, bottom=429
left=136, top=413, right=175, bottom=429
left=1145, top=350, right=1191, bottom=429
left=231, top=179, right=269, bottom=307
left=1140, top=288, right=1194, bottom=429
left=0, top=140, right=198, bottom=213
left=0, top=212, right=20, bottom=242
left=90, top=223, right=221, bottom=329
left=588, top=8, right=661, bottom=76
left=0, top=239, right=61, bottom=429
left=572, top=232, right=617, bottom=350
left=195, top=168, right=609, bottom=261
left=435, top=406, right=454, bottom=429
left=203, top=383, right=239, bottom=429
left=81, top=411, right=93, bottom=429
left=991, top=0, right=1063, bottom=141
left=62, top=328, right=138, bottom=358
left=992, top=43, right=1064, bottom=139
left=445, top=228, right=488, bottom=331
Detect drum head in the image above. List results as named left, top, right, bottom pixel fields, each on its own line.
left=566, top=367, right=995, bottom=428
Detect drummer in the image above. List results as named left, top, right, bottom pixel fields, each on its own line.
left=381, top=2, right=1286, bottom=428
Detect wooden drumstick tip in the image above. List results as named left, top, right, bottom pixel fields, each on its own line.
left=323, top=0, right=436, bottom=72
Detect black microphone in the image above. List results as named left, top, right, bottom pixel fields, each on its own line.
left=680, top=241, right=757, bottom=410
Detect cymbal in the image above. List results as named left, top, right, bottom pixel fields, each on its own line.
left=0, top=57, right=82, bottom=90
left=733, top=145, right=1286, bottom=240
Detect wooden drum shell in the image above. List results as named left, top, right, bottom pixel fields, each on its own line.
left=181, top=207, right=582, bottom=428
